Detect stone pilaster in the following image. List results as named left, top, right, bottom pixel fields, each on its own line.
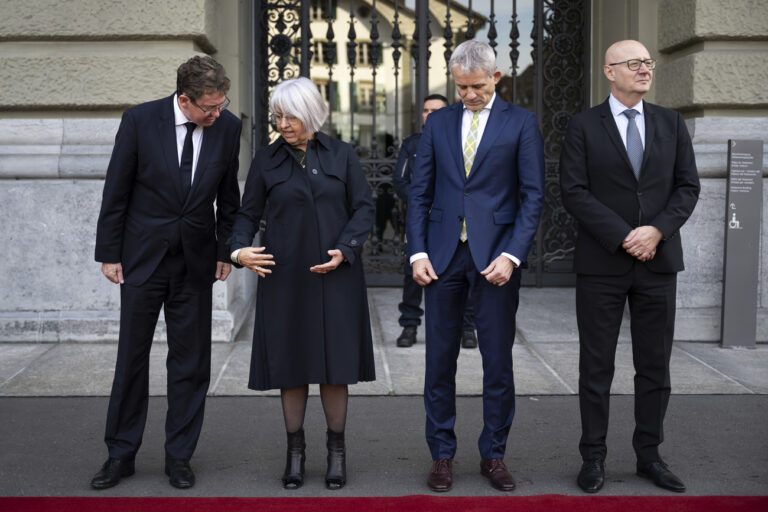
left=657, top=0, right=768, bottom=342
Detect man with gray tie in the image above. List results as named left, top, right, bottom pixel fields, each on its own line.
left=560, top=40, right=700, bottom=494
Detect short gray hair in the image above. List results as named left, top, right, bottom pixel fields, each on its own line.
left=269, top=77, right=329, bottom=134
left=448, top=40, right=497, bottom=77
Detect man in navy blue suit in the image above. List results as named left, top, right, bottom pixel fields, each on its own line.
left=407, top=40, right=545, bottom=492
left=91, top=56, right=241, bottom=490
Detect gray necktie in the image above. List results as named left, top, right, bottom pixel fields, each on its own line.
left=623, top=109, right=643, bottom=180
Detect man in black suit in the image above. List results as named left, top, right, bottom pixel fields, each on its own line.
left=560, top=40, right=700, bottom=494
left=91, top=56, right=241, bottom=489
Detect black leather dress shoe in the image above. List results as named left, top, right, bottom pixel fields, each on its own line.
left=165, top=458, right=195, bottom=489
left=90, top=457, right=135, bottom=490
left=397, top=326, right=417, bottom=347
left=637, top=460, right=685, bottom=492
left=577, top=458, right=605, bottom=493
left=461, top=330, right=478, bottom=349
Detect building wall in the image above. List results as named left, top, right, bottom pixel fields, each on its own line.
left=0, top=0, right=257, bottom=343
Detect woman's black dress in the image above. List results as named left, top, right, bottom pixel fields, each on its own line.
left=230, top=132, right=376, bottom=390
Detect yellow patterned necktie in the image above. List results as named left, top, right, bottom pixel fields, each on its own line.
left=460, top=110, right=480, bottom=241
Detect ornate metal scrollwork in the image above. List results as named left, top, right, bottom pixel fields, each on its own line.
left=527, top=0, right=586, bottom=279
left=488, top=0, right=498, bottom=55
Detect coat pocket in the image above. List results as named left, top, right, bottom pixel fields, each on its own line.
left=493, top=209, right=516, bottom=225
left=428, top=208, right=443, bottom=223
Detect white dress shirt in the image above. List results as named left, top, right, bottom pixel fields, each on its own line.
left=608, top=93, right=645, bottom=149
left=173, top=93, right=203, bottom=183
left=461, top=92, right=495, bottom=147
left=410, top=93, right=521, bottom=268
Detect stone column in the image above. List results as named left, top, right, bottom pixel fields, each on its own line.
left=0, top=0, right=256, bottom=343
left=656, top=0, right=768, bottom=341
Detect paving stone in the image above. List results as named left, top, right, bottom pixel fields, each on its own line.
left=676, top=342, right=767, bottom=393
left=0, top=289, right=764, bottom=398
left=517, top=287, right=632, bottom=343
left=0, top=344, right=119, bottom=396
left=0, top=342, right=233, bottom=396
left=0, top=344, right=51, bottom=389
left=530, top=342, right=753, bottom=395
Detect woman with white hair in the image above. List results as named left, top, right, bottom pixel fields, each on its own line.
left=228, top=77, right=375, bottom=490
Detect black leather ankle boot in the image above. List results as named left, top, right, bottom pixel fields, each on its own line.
left=325, top=429, right=346, bottom=489
left=282, top=428, right=306, bottom=489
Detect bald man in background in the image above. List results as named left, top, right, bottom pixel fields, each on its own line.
left=560, top=40, right=699, bottom=493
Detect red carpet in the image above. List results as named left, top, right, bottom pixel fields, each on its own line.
left=2, top=496, right=767, bottom=512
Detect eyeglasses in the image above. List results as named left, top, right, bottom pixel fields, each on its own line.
left=270, top=113, right=301, bottom=127
left=609, top=58, right=656, bottom=71
left=190, top=97, right=230, bottom=114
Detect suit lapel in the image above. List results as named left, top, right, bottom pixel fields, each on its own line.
left=599, top=100, right=636, bottom=180
left=469, top=99, right=508, bottom=176
left=640, top=100, right=655, bottom=178
left=447, top=104, right=464, bottom=178
left=186, top=121, right=217, bottom=207
left=158, top=96, right=185, bottom=205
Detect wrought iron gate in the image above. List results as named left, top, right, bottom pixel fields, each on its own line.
left=252, top=0, right=589, bottom=286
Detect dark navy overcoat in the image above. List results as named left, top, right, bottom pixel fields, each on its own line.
left=230, top=132, right=376, bottom=390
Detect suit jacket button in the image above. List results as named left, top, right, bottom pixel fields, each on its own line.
left=463, top=191, right=469, bottom=196
left=350, top=239, right=358, bottom=246
left=312, top=168, right=318, bottom=175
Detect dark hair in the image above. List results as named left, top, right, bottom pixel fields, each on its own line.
left=176, top=56, right=231, bottom=101
left=424, top=93, right=449, bottom=105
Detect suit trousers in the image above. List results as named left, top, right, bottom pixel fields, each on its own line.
left=104, top=251, right=213, bottom=461
left=424, top=242, right=521, bottom=460
left=399, top=244, right=475, bottom=330
left=576, top=262, right=676, bottom=464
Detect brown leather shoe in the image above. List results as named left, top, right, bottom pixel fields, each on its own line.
left=427, top=458, right=453, bottom=492
left=481, top=458, right=516, bottom=491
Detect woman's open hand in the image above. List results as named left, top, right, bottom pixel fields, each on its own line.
left=239, top=246, right=276, bottom=277
left=309, top=249, right=344, bottom=274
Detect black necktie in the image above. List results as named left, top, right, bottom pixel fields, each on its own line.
left=179, top=122, right=196, bottom=198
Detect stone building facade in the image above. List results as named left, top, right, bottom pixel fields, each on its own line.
left=0, top=0, right=766, bottom=343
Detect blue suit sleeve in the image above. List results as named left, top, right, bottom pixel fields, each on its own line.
left=406, top=121, right=436, bottom=258
left=505, top=112, right=545, bottom=261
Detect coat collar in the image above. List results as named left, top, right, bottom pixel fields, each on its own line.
left=268, top=131, right=333, bottom=163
